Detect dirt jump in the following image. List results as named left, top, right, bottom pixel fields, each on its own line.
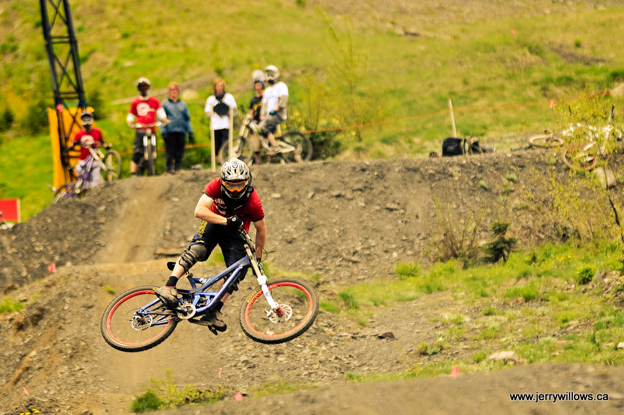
left=1, top=152, right=624, bottom=414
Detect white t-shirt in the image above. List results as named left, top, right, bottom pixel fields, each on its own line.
left=262, top=82, right=288, bottom=119
left=204, top=93, right=237, bottom=130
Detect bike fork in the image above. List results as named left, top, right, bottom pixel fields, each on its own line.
left=246, top=248, right=280, bottom=310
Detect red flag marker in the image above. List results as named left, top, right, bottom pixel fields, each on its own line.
left=234, top=392, right=243, bottom=401
left=23, top=386, right=30, bottom=395
left=549, top=100, right=555, bottom=110
left=47, top=263, right=57, bottom=273
left=449, top=365, right=461, bottom=377
left=511, top=29, right=516, bottom=35
left=218, top=367, right=222, bottom=378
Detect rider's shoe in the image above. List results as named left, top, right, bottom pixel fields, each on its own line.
left=155, top=286, right=179, bottom=309
left=267, top=145, right=281, bottom=155
left=201, top=309, right=227, bottom=332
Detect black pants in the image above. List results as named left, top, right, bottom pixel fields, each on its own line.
left=214, top=129, right=229, bottom=157
left=162, top=132, right=186, bottom=172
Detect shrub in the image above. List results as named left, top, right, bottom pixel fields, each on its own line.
left=575, top=265, right=595, bottom=285
left=0, top=108, right=15, bottom=132
left=482, top=221, right=518, bottom=263
left=0, top=297, right=24, bottom=314
left=338, top=291, right=359, bottom=310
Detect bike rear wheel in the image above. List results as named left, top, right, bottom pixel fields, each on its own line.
left=101, top=285, right=178, bottom=353
left=562, top=144, right=598, bottom=171
left=281, top=131, right=313, bottom=162
left=529, top=134, right=564, bottom=148
left=219, top=136, right=253, bottom=163
left=240, top=278, right=319, bottom=344
left=103, top=150, right=122, bottom=181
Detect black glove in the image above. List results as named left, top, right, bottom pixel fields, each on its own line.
left=188, top=133, right=195, bottom=143
left=103, top=143, right=112, bottom=150
left=226, top=215, right=243, bottom=229
left=269, top=110, right=277, bottom=116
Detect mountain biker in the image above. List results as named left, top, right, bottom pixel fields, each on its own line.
left=126, top=77, right=169, bottom=177
left=155, top=158, right=266, bottom=332
left=72, top=110, right=108, bottom=189
left=256, top=65, right=288, bottom=154
left=248, top=79, right=265, bottom=164
left=204, top=77, right=237, bottom=165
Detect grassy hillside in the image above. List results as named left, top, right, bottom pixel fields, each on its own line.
left=2, top=0, right=624, bottom=219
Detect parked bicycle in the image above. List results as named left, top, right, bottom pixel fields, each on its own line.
left=131, top=122, right=162, bottom=176
left=52, top=144, right=120, bottom=203
left=219, top=114, right=312, bottom=164
left=562, top=106, right=624, bottom=171
left=0, top=211, right=12, bottom=230
left=101, top=228, right=319, bottom=352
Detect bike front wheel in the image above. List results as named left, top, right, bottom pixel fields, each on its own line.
left=529, top=134, right=564, bottom=148
left=562, top=144, right=598, bottom=171
left=219, top=136, right=253, bottom=164
left=103, top=150, right=122, bottom=181
left=101, top=285, right=178, bottom=353
left=52, top=184, right=70, bottom=203
left=281, top=131, right=313, bottom=162
left=146, top=142, right=156, bottom=176
left=240, top=278, right=319, bottom=344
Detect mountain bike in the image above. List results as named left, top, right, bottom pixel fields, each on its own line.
left=101, top=228, right=319, bottom=352
left=528, top=130, right=565, bottom=148
left=0, top=211, right=12, bottom=230
left=219, top=114, right=312, bottom=164
left=561, top=106, right=624, bottom=171
left=132, top=122, right=161, bottom=176
left=52, top=144, right=120, bottom=203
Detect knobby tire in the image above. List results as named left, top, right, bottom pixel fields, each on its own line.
left=240, top=278, right=319, bottom=344
left=562, top=144, right=598, bottom=171
left=101, top=285, right=178, bottom=353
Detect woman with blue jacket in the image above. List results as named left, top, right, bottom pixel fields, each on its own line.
left=161, top=82, right=194, bottom=175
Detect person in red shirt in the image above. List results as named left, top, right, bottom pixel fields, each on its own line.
left=126, top=77, right=169, bottom=176
left=156, top=159, right=267, bottom=331
left=72, top=110, right=108, bottom=189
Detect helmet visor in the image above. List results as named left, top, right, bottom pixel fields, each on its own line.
left=223, top=180, right=247, bottom=193
left=138, top=83, right=150, bottom=92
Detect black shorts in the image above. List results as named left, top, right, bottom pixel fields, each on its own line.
left=133, top=130, right=149, bottom=164
left=190, top=222, right=248, bottom=282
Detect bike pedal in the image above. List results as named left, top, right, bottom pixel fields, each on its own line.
left=208, top=326, right=218, bottom=336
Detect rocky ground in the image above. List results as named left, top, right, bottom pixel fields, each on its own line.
left=1, top=152, right=624, bottom=414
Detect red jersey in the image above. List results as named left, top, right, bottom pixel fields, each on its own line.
left=129, top=97, right=162, bottom=125
left=203, top=178, right=264, bottom=232
left=73, top=128, right=104, bottom=160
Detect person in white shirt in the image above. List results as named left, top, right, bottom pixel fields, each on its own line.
left=257, top=65, right=288, bottom=153
left=204, top=77, right=237, bottom=164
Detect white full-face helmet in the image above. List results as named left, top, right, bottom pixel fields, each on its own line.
left=265, top=65, right=279, bottom=85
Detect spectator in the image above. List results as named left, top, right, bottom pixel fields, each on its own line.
left=249, top=79, right=264, bottom=164
left=161, top=82, right=194, bottom=175
left=257, top=65, right=288, bottom=154
left=126, top=77, right=168, bottom=176
left=72, top=110, right=108, bottom=189
left=204, top=77, right=237, bottom=164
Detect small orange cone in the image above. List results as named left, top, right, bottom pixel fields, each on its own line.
left=23, top=386, right=30, bottom=395
left=234, top=392, right=243, bottom=401
left=47, top=263, right=57, bottom=273
left=448, top=365, right=460, bottom=377
left=218, top=367, right=222, bottom=378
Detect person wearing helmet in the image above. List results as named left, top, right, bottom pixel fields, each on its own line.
left=257, top=65, right=289, bottom=154
left=155, top=158, right=267, bottom=332
left=126, top=77, right=169, bottom=176
left=248, top=79, right=265, bottom=164
left=72, top=110, right=109, bottom=189
left=204, top=77, right=237, bottom=164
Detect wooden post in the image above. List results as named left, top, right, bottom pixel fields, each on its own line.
left=228, top=106, right=234, bottom=160
left=449, top=99, right=457, bottom=137
left=210, top=120, right=216, bottom=172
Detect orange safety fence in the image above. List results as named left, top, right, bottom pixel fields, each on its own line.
left=117, top=90, right=613, bottom=155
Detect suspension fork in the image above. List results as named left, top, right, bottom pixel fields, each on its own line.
left=244, top=245, right=280, bottom=310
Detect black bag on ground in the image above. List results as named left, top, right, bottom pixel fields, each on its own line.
left=442, top=137, right=464, bottom=157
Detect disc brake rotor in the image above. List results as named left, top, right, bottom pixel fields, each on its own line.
left=131, top=314, right=154, bottom=331
left=266, top=304, right=293, bottom=324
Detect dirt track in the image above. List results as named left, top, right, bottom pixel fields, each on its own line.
left=2, top=153, right=624, bottom=414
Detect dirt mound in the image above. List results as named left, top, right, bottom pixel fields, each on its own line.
left=2, top=153, right=624, bottom=414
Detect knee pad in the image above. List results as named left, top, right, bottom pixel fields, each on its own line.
left=179, top=244, right=209, bottom=272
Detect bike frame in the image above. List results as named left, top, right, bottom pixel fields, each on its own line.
left=137, top=230, right=279, bottom=326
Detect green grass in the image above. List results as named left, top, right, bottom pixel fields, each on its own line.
left=0, top=297, right=24, bottom=314
left=4, top=3, right=624, bottom=219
